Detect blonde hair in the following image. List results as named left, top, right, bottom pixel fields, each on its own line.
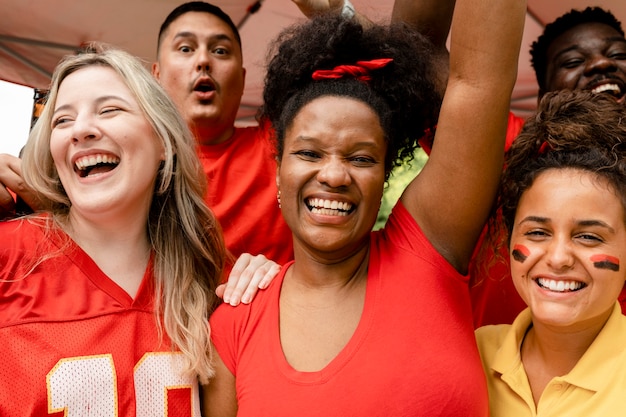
left=21, top=45, right=226, bottom=383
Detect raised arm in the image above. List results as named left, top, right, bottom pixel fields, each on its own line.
left=401, top=0, right=526, bottom=273
left=391, top=0, right=455, bottom=93
left=392, top=0, right=455, bottom=48
left=291, top=0, right=371, bottom=27
left=0, top=153, right=39, bottom=219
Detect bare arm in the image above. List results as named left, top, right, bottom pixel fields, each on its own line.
left=291, top=0, right=371, bottom=27
left=401, top=0, right=526, bottom=273
left=0, top=153, right=39, bottom=219
left=391, top=0, right=455, bottom=48
left=202, top=344, right=237, bottom=417
left=391, top=0, right=455, bottom=94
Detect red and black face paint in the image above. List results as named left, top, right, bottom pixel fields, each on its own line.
left=512, top=244, right=530, bottom=263
left=590, top=255, right=620, bottom=272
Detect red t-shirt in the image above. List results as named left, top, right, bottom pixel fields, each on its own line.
left=0, top=218, right=200, bottom=416
left=211, top=202, right=488, bottom=416
left=468, top=113, right=528, bottom=327
left=197, top=125, right=293, bottom=266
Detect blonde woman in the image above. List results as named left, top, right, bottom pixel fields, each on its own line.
left=204, top=0, right=526, bottom=413
left=0, top=47, right=268, bottom=416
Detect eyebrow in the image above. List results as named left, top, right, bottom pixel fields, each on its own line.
left=295, top=135, right=383, bottom=151
left=53, top=95, right=132, bottom=116
left=172, top=31, right=234, bottom=44
left=553, top=36, right=626, bottom=61
left=518, top=215, right=548, bottom=225
left=607, top=36, right=626, bottom=45
left=518, top=216, right=615, bottom=232
left=578, top=219, right=615, bottom=233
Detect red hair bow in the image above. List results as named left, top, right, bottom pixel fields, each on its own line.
left=538, top=141, right=552, bottom=154
left=311, top=58, right=393, bottom=82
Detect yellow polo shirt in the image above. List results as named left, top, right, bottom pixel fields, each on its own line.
left=475, top=303, right=626, bottom=417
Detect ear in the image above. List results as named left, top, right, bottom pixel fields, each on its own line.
left=275, top=159, right=281, bottom=190
left=239, top=67, right=247, bottom=97
left=151, top=62, right=160, bottom=80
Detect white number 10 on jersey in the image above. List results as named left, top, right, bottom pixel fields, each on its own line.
left=47, top=352, right=200, bottom=416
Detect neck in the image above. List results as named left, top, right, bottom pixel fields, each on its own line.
left=525, top=310, right=612, bottom=369
left=521, top=314, right=609, bottom=405
left=64, top=212, right=152, bottom=297
left=191, top=121, right=236, bottom=146
left=288, top=240, right=370, bottom=289
left=522, top=325, right=591, bottom=376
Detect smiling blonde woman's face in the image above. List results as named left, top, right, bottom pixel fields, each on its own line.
left=50, top=66, right=164, bottom=224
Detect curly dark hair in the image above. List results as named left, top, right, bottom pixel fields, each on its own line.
left=499, top=89, right=626, bottom=237
left=260, top=14, right=440, bottom=179
left=530, top=7, right=624, bottom=92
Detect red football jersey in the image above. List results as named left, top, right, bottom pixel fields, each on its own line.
left=0, top=218, right=200, bottom=416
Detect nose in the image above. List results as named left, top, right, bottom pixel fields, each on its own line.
left=544, top=235, right=575, bottom=272
left=584, top=53, right=617, bottom=76
left=317, top=157, right=351, bottom=188
left=196, top=48, right=211, bottom=72
left=71, top=113, right=100, bottom=143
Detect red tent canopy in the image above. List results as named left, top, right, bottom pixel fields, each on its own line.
left=1, top=0, right=625, bottom=120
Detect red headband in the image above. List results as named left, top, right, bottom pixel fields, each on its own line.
left=538, top=141, right=552, bottom=154
left=311, top=58, right=393, bottom=82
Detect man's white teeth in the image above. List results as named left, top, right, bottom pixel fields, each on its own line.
left=75, top=154, right=120, bottom=170
left=591, top=83, right=621, bottom=95
left=537, top=278, right=585, bottom=292
left=308, top=198, right=353, bottom=216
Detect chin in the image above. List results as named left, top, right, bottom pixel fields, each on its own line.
left=530, top=304, right=580, bottom=327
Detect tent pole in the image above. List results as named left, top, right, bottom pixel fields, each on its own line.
left=238, top=0, right=264, bottom=28
left=0, top=34, right=78, bottom=52
left=0, top=43, right=52, bottom=78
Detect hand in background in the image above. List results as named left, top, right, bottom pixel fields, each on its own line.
left=0, top=153, right=39, bottom=219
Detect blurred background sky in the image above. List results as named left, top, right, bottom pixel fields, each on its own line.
left=0, top=80, right=33, bottom=156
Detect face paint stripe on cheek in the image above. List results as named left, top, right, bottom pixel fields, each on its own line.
left=590, top=254, right=620, bottom=272
left=512, top=244, right=530, bottom=263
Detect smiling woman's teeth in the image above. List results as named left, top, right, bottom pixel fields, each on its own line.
left=75, top=154, right=120, bottom=170
left=308, top=198, right=353, bottom=216
left=536, top=278, right=585, bottom=292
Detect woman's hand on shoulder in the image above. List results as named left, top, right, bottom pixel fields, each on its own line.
left=216, top=253, right=281, bottom=306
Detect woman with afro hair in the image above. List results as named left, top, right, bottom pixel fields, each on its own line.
left=204, top=0, right=526, bottom=415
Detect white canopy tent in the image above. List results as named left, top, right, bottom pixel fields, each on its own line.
left=1, top=0, right=625, bottom=123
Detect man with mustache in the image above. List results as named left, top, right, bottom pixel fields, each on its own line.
left=150, top=2, right=292, bottom=284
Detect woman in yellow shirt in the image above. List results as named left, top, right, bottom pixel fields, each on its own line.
left=476, top=89, right=626, bottom=417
